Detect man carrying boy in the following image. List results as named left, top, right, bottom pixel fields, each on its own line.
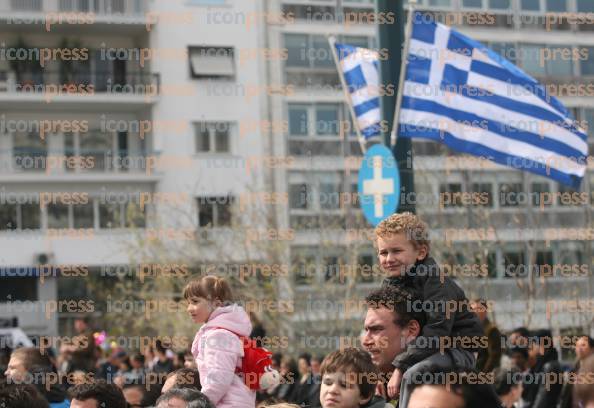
left=374, top=212, right=483, bottom=407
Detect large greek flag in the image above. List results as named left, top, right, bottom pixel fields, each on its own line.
left=333, top=42, right=383, bottom=140
left=397, top=12, right=588, bottom=188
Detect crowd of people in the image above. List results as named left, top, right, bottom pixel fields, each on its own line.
left=1, top=212, right=594, bottom=408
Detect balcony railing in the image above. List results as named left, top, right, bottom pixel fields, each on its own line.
left=0, top=70, right=160, bottom=96
left=3, top=0, right=145, bottom=16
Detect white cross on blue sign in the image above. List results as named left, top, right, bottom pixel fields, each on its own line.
left=357, top=144, right=400, bottom=226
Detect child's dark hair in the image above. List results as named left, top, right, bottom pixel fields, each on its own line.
left=183, top=275, right=233, bottom=303
left=320, top=348, right=378, bottom=400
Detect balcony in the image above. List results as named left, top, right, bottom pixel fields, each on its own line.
left=0, top=0, right=147, bottom=32
left=0, top=70, right=159, bottom=109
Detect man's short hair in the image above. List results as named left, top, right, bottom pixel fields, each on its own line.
left=510, top=327, right=530, bottom=338
left=298, top=353, right=311, bottom=366
left=69, top=380, right=127, bottom=408
left=365, top=285, right=426, bottom=328
left=374, top=212, right=430, bottom=251
left=156, top=388, right=214, bottom=408
left=166, top=368, right=201, bottom=390
left=9, top=348, right=52, bottom=372
left=320, top=348, right=378, bottom=400
left=0, top=382, right=49, bottom=408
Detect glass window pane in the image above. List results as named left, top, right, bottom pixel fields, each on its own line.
left=99, top=203, right=121, bottom=228
left=47, top=204, right=69, bottom=229
left=0, top=277, right=38, bottom=301
left=312, top=35, right=334, bottom=68
left=21, top=203, right=40, bottom=229
left=584, top=109, right=594, bottom=138
left=215, top=198, right=233, bottom=226
left=463, top=0, right=482, bottom=7
left=215, top=125, right=230, bottom=153
left=356, top=254, right=375, bottom=283
left=319, top=183, right=341, bottom=209
left=13, top=132, right=47, bottom=172
left=125, top=202, right=145, bottom=228
left=439, top=183, right=463, bottom=207
left=342, top=36, right=369, bottom=49
left=73, top=203, right=94, bottom=228
left=546, top=0, right=566, bottom=11
left=499, top=183, right=524, bottom=207
left=580, top=47, right=594, bottom=75
left=546, top=46, right=573, bottom=76
left=80, top=132, right=111, bottom=171
left=0, top=205, right=17, bottom=230
left=197, top=198, right=214, bottom=227
left=531, top=182, right=551, bottom=206
left=521, top=0, right=540, bottom=10
left=316, top=104, right=339, bottom=136
left=429, top=0, right=451, bottom=5
left=521, top=44, right=546, bottom=76
left=491, top=42, right=517, bottom=63
left=289, top=184, right=309, bottom=209
left=489, top=0, right=510, bottom=8
left=288, top=105, right=309, bottom=136
left=195, top=123, right=210, bottom=152
left=292, top=250, right=315, bottom=286
left=285, top=34, right=309, bottom=68
left=577, top=0, right=593, bottom=12
left=504, top=251, right=525, bottom=278
left=471, top=183, right=493, bottom=207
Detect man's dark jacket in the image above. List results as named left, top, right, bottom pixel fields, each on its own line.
left=382, top=256, right=484, bottom=372
left=522, top=347, right=562, bottom=408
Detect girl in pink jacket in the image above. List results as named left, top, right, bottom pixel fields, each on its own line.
left=184, top=275, right=256, bottom=408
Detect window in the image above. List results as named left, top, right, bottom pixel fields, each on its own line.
left=288, top=105, right=309, bottom=136
left=356, top=254, right=376, bottom=283
left=584, top=109, right=594, bottom=138
left=520, top=44, right=546, bottom=76
left=289, top=184, right=310, bottom=209
left=315, top=104, right=340, bottom=136
left=429, top=0, right=451, bottom=5
left=534, top=250, right=553, bottom=276
left=557, top=185, right=579, bottom=206
left=13, top=132, right=47, bottom=172
left=499, top=183, right=523, bottom=207
left=462, top=0, right=482, bottom=7
left=323, top=255, right=343, bottom=283
left=292, top=249, right=316, bottom=286
left=285, top=34, right=350, bottom=69
left=0, top=277, right=38, bottom=302
left=531, top=182, right=551, bottom=207
left=439, top=183, right=463, bottom=208
left=73, top=203, right=94, bottom=228
left=504, top=250, right=525, bottom=277
left=490, top=42, right=517, bottom=63
left=197, top=196, right=233, bottom=227
left=319, top=181, right=341, bottom=210
left=558, top=242, right=584, bottom=267
left=47, top=204, right=69, bottom=229
left=0, top=205, right=17, bottom=230
left=124, top=202, right=146, bottom=228
left=546, top=0, right=567, bottom=11
left=99, top=202, right=122, bottom=229
left=194, top=122, right=232, bottom=153
left=521, top=0, right=540, bottom=11
left=577, top=0, right=593, bottom=12
left=545, top=46, right=574, bottom=77
left=21, top=204, right=41, bottom=229
left=80, top=132, right=112, bottom=171
left=471, top=183, right=493, bottom=207
left=189, top=46, right=235, bottom=78
left=580, top=47, right=594, bottom=75
left=489, top=0, right=510, bottom=9
left=312, top=36, right=334, bottom=68
left=285, top=34, right=309, bottom=68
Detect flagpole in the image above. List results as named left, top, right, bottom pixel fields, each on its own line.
left=390, top=0, right=416, bottom=148
left=328, top=35, right=367, bottom=154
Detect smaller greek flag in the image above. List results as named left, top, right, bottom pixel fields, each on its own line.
left=332, top=41, right=383, bottom=143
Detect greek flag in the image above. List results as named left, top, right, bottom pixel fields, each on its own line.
left=333, top=42, right=383, bottom=140
left=397, top=12, right=588, bottom=188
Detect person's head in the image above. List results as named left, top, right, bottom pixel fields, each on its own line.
left=174, top=351, right=186, bottom=368
left=361, top=286, right=424, bottom=373
left=509, top=347, right=529, bottom=371
left=183, top=276, right=233, bottom=324
left=493, top=367, right=523, bottom=408
left=575, top=335, right=594, bottom=361
left=311, top=354, right=324, bottom=376
left=271, top=353, right=282, bottom=371
left=69, top=380, right=127, bottom=408
left=4, top=347, right=51, bottom=382
left=131, top=353, right=145, bottom=369
left=162, top=368, right=201, bottom=394
left=470, top=299, right=488, bottom=323
left=183, top=351, right=196, bottom=369
left=0, top=383, right=49, bottom=408
left=374, top=212, right=429, bottom=277
left=123, top=384, right=149, bottom=408
left=155, top=340, right=168, bottom=358
left=280, top=357, right=298, bottom=381
left=298, top=353, right=311, bottom=376
left=319, top=348, right=377, bottom=408
left=74, top=317, right=90, bottom=333
left=508, top=327, right=529, bottom=347
left=408, top=369, right=502, bottom=408
left=156, top=388, right=215, bottom=408
left=528, top=330, right=555, bottom=363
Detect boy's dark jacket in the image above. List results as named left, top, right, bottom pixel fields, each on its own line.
left=382, top=256, right=484, bottom=372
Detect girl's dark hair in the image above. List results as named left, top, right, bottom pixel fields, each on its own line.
left=183, top=275, right=233, bottom=303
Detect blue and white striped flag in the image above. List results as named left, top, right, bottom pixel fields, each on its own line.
left=333, top=42, right=383, bottom=141
left=397, top=12, right=588, bottom=188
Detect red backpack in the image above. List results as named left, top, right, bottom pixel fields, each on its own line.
left=213, top=328, right=279, bottom=391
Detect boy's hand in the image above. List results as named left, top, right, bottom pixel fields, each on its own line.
left=387, top=367, right=402, bottom=398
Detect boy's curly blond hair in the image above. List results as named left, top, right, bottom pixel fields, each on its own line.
left=374, top=212, right=430, bottom=251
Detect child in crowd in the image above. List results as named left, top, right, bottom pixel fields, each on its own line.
left=184, top=275, right=255, bottom=408
left=374, top=212, right=483, bottom=407
left=319, top=348, right=386, bottom=408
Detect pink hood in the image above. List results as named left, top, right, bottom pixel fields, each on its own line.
left=191, top=305, right=255, bottom=408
